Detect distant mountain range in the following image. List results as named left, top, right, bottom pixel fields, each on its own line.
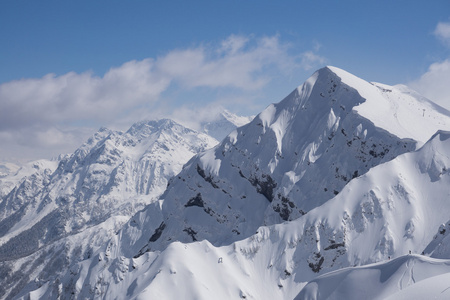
left=200, top=109, right=254, bottom=141
left=2, top=66, right=450, bottom=299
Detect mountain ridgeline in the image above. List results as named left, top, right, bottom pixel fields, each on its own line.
left=1, top=66, right=450, bottom=299
left=0, top=119, right=218, bottom=298
left=131, top=66, right=450, bottom=253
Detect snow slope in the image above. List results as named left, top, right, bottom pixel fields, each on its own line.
left=0, top=119, right=216, bottom=299
left=42, top=129, right=450, bottom=300
left=0, top=159, right=59, bottom=199
left=133, top=66, right=450, bottom=252
left=296, top=255, right=450, bottom=300
left=4, top=66, right=450, bottom=299
left=0, top=162, right=20, bottom=178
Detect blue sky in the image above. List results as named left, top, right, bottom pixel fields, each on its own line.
left=1, top=0, right=450, bottom=161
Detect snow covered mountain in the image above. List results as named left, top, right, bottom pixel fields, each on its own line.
left=131, top=66, right=450, bottom=253
left=0, top=159, right=59, bottom=198
left=44, top=128, right=450, bottom=300
left=0, top=119, right=216, bottom=299
left=0, top=162, right=21, bottom=182
left=3, top=66, right=450, bottom=300
left=201, top=109, right=254, bottom=141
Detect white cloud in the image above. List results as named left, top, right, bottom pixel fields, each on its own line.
left=408, top=59, right=450, bottom=111
left=0, top=35, right=310, bottom=132
left=219, top=35, right=249, bottom=55
left=434, top=21, right=450, bottom=47
left=155, top=35, right=300, bottom=90
left=0, top=126, right=93, bottom=162
left=0, top=59, right=170, bottom=131
left=0, top=34, right=326, bottom=161
left=406, top=21, right=450, bottom=112
left=312, top=40, right=322, bottom=52
left=301, top=51, right=327, bottom=70
left=169, top=103, right=227, bottom=132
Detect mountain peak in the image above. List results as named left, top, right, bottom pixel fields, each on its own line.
left=126, top=118, right=177, bottom=137
left=134, top=66, right=450, bottom=252
left=291, top=66, right=450, bottom=147
left=5, top=66, right=450, bottom=299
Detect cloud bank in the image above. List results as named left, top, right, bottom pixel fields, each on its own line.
left=434, top=21, right=450, bottom=47
left=408, top=21, right=450, bottom=111
left=0, top=60, right=169, bottom=130
left=409, top=59, right=450, bottom=111
left=0, top=35, right=325, bottom=161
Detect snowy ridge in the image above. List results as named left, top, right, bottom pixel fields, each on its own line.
left=3, top=66, right=450, bottom=299
left=0, top=159, right=59, bottom=199
left=133, top=66, right=450, bottom=252
left=39, top=129, right=450, bottom=299
left=329, top=66, right=450, bottom=147
left=0, top=159, right=59, bottom=220
left=296, top=255, right=450, bottom=300
left=0, top=162, right=20, bottom=178
left=0, top=119, right=216, bottom=299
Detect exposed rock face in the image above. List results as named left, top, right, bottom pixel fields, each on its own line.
left=136, top=66, right=449, bottom=251
left=0, top=119, right=217, bottom=299
left=3, top=66, right=450, bottom=300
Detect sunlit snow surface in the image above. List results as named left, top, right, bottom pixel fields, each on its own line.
left=297, top=255, right=450, bottom=300
left=138, top=66, right=450, bottom=252
left=3, top=67, right=450, bottom=299
left=34, top=129, right=449, bottom=300
left=0, top=159, right=59, bottom=199
left=329, top=66, right=449, bottom=147
left=0, top=119, right=218, bottom=299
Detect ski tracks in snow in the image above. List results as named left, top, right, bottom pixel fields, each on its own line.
left=398, top=257, right=416, bottom=290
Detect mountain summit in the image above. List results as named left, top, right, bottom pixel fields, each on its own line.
left=0, top=119, right=216, bottom=298
left=134, top=66, right=450, bottom=252
left=2, top=66, right=450, bottom=299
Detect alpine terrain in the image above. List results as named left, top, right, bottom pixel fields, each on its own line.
left=0, top=119, right=218, bottom=299
left=2, top=66, right=450, bottom=299
left=0, top=159, right=60, bottom=199
left=200, top=109, right=254, bottom=141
